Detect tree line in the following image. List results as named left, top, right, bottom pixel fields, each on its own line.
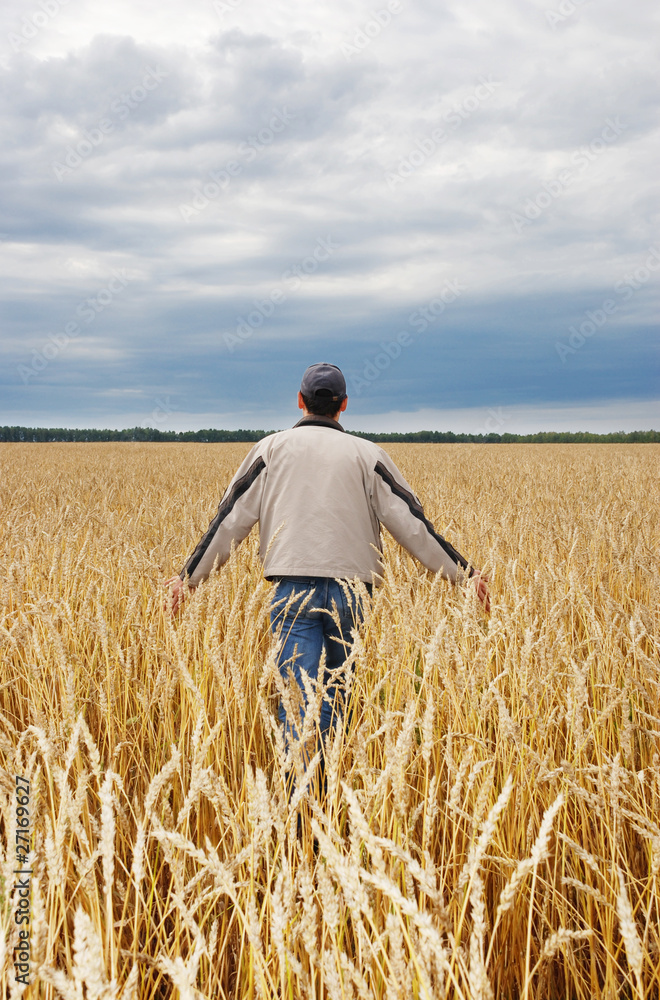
left=1, top=425, right=659, bottom=443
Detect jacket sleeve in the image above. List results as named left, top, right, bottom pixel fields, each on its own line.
left=369, top=448, right=474, bottom=584
left=178, top=444, right=267, bottom=587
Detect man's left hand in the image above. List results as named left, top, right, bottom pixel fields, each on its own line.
left=471, top=570, right=490, bottom=613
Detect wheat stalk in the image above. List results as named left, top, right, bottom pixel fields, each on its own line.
left=1, top=441, right=658, bottom=999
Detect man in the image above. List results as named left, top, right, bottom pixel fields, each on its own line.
left=164, top=362, right=489, bottom=789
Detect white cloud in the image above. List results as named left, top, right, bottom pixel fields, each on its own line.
left=346, top=398, right=660, bottom=435
left=0, top=0, right=658, bottom=428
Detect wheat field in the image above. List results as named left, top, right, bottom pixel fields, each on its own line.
left=0, top=441, right=658, bottom=999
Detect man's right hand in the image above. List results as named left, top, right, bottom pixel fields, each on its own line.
left=163, top=575, right=195, bottom=614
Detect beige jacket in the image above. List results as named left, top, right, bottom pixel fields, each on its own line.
left=179, top=415, right=474, bottom=588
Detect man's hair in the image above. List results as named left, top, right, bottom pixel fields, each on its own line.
left=301, top=390, right=343, bottom=417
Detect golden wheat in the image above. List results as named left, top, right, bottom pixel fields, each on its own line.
left=0, top=441, right=658, bottom=999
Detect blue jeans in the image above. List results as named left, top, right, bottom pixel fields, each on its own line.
left=269, top=576, right=372, bottom=790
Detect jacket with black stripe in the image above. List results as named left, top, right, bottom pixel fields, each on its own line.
left=178, top=414, right=475, bottom=588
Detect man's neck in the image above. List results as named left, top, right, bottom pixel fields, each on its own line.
left=294, top=413, right=345, bottom=431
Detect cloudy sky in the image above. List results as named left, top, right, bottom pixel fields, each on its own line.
left=1, top=0, right=658, bottom=433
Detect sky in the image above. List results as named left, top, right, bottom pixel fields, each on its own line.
left=1, top=0, right=658, bottom=433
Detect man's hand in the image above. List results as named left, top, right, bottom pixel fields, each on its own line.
left=163, top=575, right=195, bottom=614
left=470, top=570, right=491, bottom=613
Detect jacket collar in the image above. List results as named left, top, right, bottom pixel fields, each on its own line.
left=292, top=414, right=345, bottom=432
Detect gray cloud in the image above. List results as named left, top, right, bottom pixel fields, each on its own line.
left=0, top=0, right=658, bottom=430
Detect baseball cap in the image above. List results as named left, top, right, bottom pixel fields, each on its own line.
left=300, top=362, right=347, bottom=401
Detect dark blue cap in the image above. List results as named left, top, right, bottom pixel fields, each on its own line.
left=300, top=363, right=347, bottom=401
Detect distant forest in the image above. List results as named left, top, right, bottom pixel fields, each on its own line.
left=1, top=425, right=659, bottom=443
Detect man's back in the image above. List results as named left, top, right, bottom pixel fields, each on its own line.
left=178, top=413, right=473, bottom=589
left=258, top=420, right=383, bottom=581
